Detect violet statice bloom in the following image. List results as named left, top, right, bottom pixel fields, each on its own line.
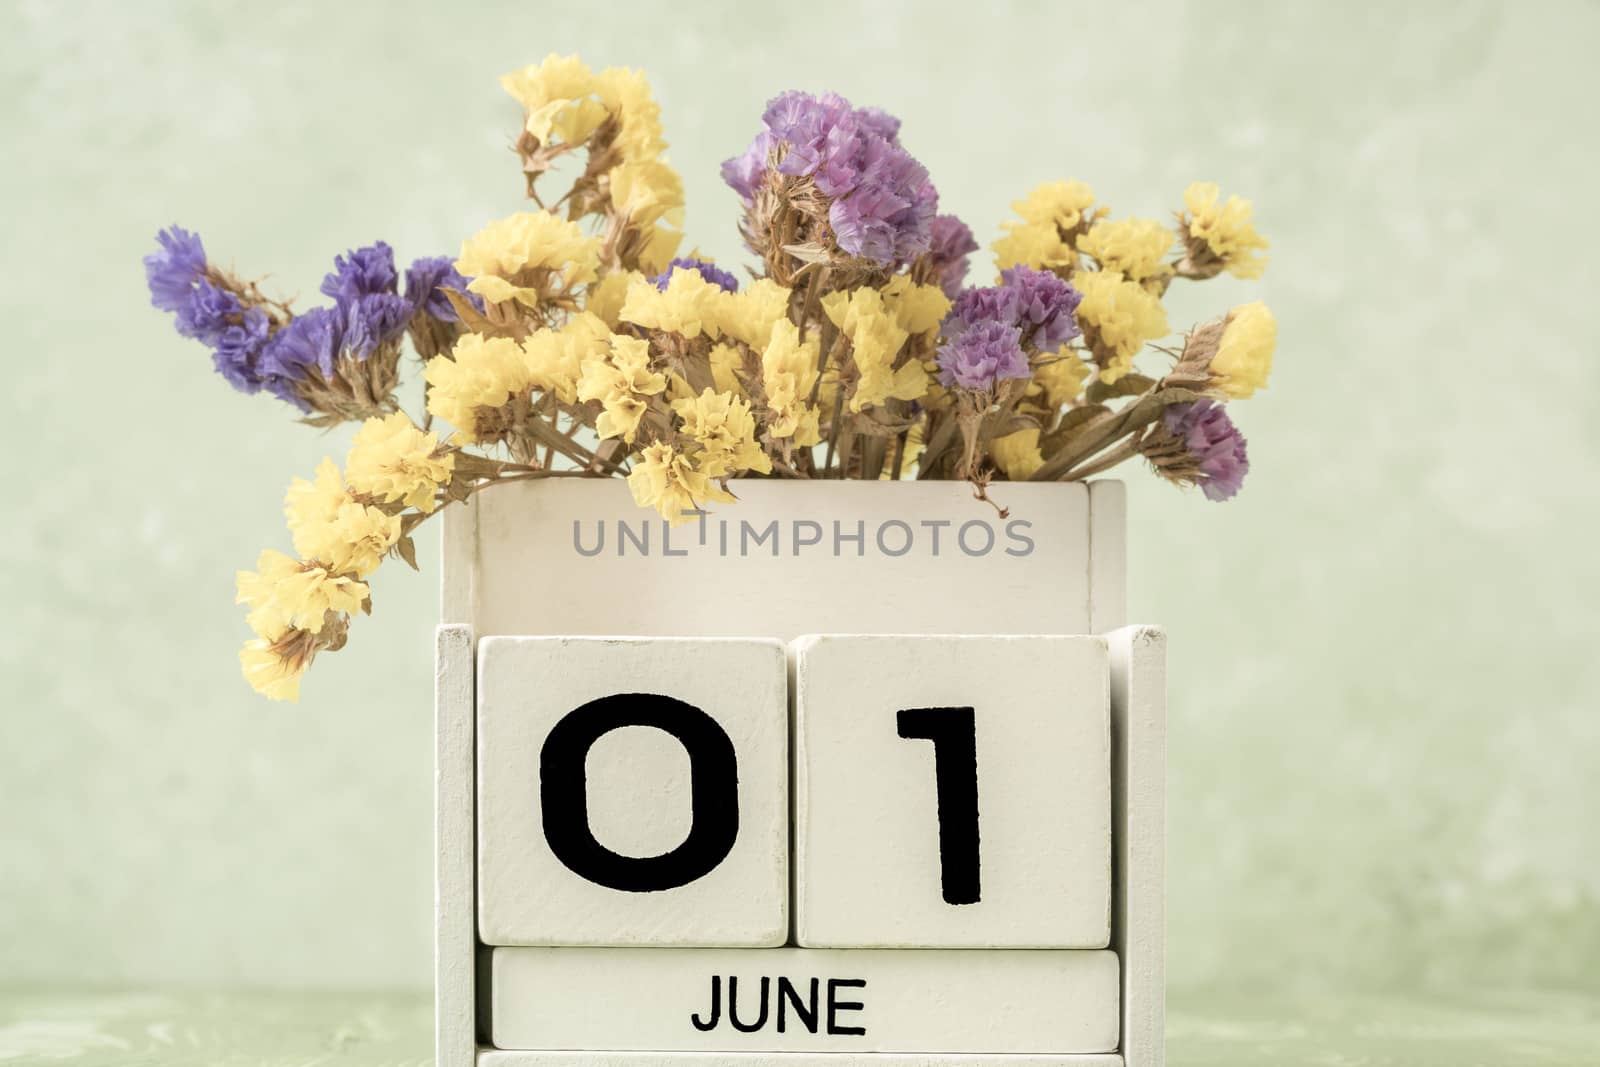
left=174, top=280, right=242, bottom=346
left=258, top=307, right=338, bottom=409
left=936, top=320, right=1030, bottom=392
left=999, top=266, right=1082, bottom=351
left=944, top=266, right=1082, bottom=353
left=343, top=292, right=413, bottom=357
left=405, top=255, right=476, bottom=321
left=722, top=90, right=938, bottom=265
left=1163, top=400, right=1249, bottom=502
left=211, top=308, right=270, bottom=394
left=321, top=241, right=398, bottom=302
left=927, top=215, right=978, bottom=299
left=144, top=225, right=208, bottom=312
left=651, top=257, right=740, bottom=293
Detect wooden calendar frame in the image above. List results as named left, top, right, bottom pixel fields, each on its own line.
left=434, top=479, right=1165, bottom=1066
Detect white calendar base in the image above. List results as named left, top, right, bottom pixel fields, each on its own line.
left=481, top=1054, right=1125, bottom=1065
left=490, top=946, right=1119, bottom=1054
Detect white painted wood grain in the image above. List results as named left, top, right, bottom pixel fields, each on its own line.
left=793, top=635, right=1111, bottom=949
left=1108, top=627, right=1166, bottom=1067
left=476, top=637, right=789, bottom=947
left=488, top=947, right=1120, bottom=1054
left=435, top=624, right=476, bottom=1067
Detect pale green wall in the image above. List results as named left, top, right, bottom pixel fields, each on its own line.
left=4, top=0, right=1597, bottom=993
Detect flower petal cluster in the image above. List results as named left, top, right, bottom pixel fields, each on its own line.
left=723, top=90, right=937, bottom=265
left=423, top=334, right=530, bottom=441
left=672, top=388, right=773, bottom=478
left=1078, top=217, right=1174, bottom=282
left=455, top=212, right=602, bottom=307
left=926, top=214, right=979, bottom=298
left=760, top=321, right=822, bottom=444
left=344, top=412, right=455, bottom=513
left=577, top=335, right=668, bottom=442
left=936, top=320, right=1029, bottom=392
left=993, top=180, right=1098, bottom=270
left=823, top=287, right=927, bottom=411
left=650, top=257, right=739, bottom=293
left=1142, top=399, right=1249, bottom=501
left=627, top=442, right=735, bottom=525
left=1182, top=182, right=1269, bottom=279
left=284, top=458, right=401, bottom=577
left=1209, top=301, right=1277, bottom=399
left=1071, top=269, right=1169, bottom=383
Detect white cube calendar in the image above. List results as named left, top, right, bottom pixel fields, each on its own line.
left=435, top=479, right=1165, bottom=1066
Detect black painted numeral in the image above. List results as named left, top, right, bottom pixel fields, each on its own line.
left=896, top=706, right=981, bottom=905
left=540, top=693, right=739, bottom=892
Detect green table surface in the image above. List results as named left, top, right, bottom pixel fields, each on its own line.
left=2, top=988, right=1597, bottom=1065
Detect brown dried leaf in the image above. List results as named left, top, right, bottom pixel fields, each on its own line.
left=393, top=534, right=420, bottom=572
left=1085, top=373, right=1156, bottom=404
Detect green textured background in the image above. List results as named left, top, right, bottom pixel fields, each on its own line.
left=4, top=0, right=1597, bottom=1003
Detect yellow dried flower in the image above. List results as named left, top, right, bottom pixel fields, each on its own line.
left=1210, top=301, right=1276, bottom=398
left=239, top=630, right=319, bottom=702
left=822, top=288, right=926, bottom=412
left=708, top=342, right=747, bottom=397
left=1078, top=218, right=1175, bottom=282
left=1182, top=182, right=1269, bottom=279
left=424, top=334, right=530, bottom=442
left=576, top=334, right=667, bottom=442
left=284, top=459, right=400, bottom=578
left=990, top=428, right=1045, bottom=481
left=626, top=441, right=735, bottom=525
left=994, top=180, right=1098, bottom=271
left=608, top=160, right=685, bottom=229
left=344, top=413, right=454, bottom=513
left=1034, top=348, right=1092, bottom=408
left=593, top=66, right=668, bottom=163
left=721, top=278, right=793, bottom=349
left=672, top=388, right=773, bottom=478
left=619, top=271, right=726, bottom=340
left=1073, top=270, right=1170, bottom=383
left=880, top=275, right=953, bottom=335
left=583, top=270, right=638, bottom=328
left=522, top=311, right=613, bottom=404
left=500, top=54, right=608, bottom=146
left=236, top=549, right=369, bottom=638
left=761, top=320, right=823, bottom=445
left=455, top=211, right=602, bottom=307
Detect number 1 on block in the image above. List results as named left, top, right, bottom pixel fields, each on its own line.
left=795, top=634, right=1113, bottom=949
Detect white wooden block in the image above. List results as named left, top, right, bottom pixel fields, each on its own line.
left=489, top=947, right=1120, bottom=1055
left=1108, top=626, right=1166, bottom=1067
left=794, top=635, right=1111, bottom=949
left=476, top=636, right=789, bottom=947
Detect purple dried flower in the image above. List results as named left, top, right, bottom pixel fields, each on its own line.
left=723, top=90, right=938, bottom=265
left=259, top=306, right=340, bottom=387
left=943, top=266, right=1082, bottom=354
left=999, top=266, right=1082, bottom=351
left=928, top=215, right=979, bottom=299
left=144, top=226, right=208, bottom=312
left=651, top=257, right=740, bottom=293
left=320, top=241, right=398, bottom=302
left=174, top=280, right=242, bottom=346
left=343, top=292, right=413, bottom=357
left=1148, top=400, right=1249, bottom=502
left=404, top=255, right=475, bottom=321
left=936, top=320, right=1030, bottom=392
left=211, top=307, right=270, bottom=393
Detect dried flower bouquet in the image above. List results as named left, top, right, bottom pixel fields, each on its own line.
left=145, top=55, right=1277, bottom=700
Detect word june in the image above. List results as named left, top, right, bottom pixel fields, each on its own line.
left=690, top=975, right=867, bottom=1037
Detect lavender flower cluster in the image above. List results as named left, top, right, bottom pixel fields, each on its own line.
left=1162, top=400, right=1250, bottom=502
left=722, top=90, right=939, bottom=265
left=143, top=228, right=471, bottom=409
left=936, top=265, right=1083, bottom=392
